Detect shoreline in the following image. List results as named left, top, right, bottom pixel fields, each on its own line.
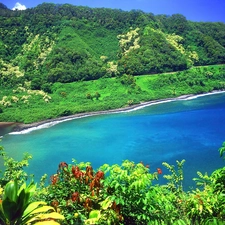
left=2, top=90, right=225, bottom=135
left=0, top=122, right=21, bottom=137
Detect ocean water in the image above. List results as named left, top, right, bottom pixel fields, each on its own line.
left=1, top=92, right=225, bottom=189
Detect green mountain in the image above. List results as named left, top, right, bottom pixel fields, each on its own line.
left=0, top=3, right=225, bottom=123
left=1, top=3, right=225, bottom=86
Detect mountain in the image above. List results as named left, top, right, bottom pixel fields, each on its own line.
left=0, top=3, right=225, bottom=89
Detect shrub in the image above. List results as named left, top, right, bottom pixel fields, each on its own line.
left=1, top=144, right=225, bottom=224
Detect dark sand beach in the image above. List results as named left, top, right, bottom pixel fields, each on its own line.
left=1, top=90, right=224, bottom=136
left=0, top=122, right=21, bottom=136
left=1, top=94, right=193, bottom=135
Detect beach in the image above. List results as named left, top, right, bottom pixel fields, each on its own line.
left=1, top=90, right=225, bottom=136
left=0, top=122, right=21, bottom=136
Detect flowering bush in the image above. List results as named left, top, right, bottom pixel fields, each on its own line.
left=0, top=144, right=224, bottom=224
left=34, top=158, right=225, bottom=225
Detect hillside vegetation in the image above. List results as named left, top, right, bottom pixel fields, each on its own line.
left=0, top=3, right=225, bottom=123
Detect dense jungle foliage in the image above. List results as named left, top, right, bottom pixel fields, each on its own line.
left=0, top=144, right=224, bottom=224
left=0, top=2, right=225, bottom=123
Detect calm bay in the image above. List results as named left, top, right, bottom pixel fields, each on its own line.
left=1, top=92, right=225, bottom=189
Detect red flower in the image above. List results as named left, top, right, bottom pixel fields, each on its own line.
left=50, top=174, right=59, bottom=185
left=51, top=200, right=59, bottom=210
left=96, top=187, right=100, bottom=196
left=89, top=179, right=95, bottom=191
left=157, top=168, right=162, bottom=174
left=56, top=162, right=69, bottom=179
left=140, top=161, right=150, bottom=168
left=59, top=162, right=68, bottom=168
left=57, top=162, right=68, bottom=173
left=95, top=170, right=104, bottom=180
left=84, top=198, right=92, bottom=211
left=72, top=192, right=80, bottom=203
left=72, top=166, right=80, bottom=177
left=84, top=175, right=88, bottom=184
left=86, top=166, right=94, bottom=179
left=72, top=166, right=84, bottom=181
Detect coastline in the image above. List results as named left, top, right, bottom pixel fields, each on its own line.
left=2, top=90, right=225, bottom=135
left=0, top=122, right=21, bottom=136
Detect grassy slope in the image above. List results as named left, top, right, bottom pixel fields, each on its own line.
left=0, top=64, right=225, bottom=124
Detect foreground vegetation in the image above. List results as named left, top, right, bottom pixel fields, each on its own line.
left=1, top=64, right=225, bottom=123
left=0, top=144, right=224, bottom=224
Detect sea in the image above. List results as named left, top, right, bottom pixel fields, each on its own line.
left=1, top=92, right=225, bottom=190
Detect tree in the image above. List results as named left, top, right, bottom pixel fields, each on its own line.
left=95, top=92, right=101, bottom=100
left=30, top=78, right=42, bottom=90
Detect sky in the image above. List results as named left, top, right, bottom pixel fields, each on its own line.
left=1, top=0, right=225, bottom=23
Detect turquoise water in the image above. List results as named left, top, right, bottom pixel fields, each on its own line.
left=1, top=92, right=225, bottom=189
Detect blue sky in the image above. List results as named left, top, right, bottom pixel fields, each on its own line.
left=1, top=0, right=225, bottom=23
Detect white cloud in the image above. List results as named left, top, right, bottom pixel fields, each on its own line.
left=12, top=2, right=27, bottom=11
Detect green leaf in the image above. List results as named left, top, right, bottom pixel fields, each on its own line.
left=142, top=214, right=146, bottom=220
left=0, top=202, right=7, bottom=224
left=17, top=189, right=27, bottom=212
left=85, top=218, right=98, bottom=225
left=26, top=212, right=64, bottom=224
left=2, top=198, right=18, bottom=221
left=18, top=182, right=26, bottom=196
left=142, top=198, right=147, bottom=205
left=174, top=220, right=187, bottom=225
left=3, top=180, right=18, bottom=202
left=115, top=182, right=120, bottom=190
left=88, top=210, right=100, bottom=219
left=32, top=221, right=61, bottom=225
left=25, top=181, right=36, bottom=196
left=22, top=201, right=47, bottom=219
left=219, top=142, right=225, bottom=158
left=100, top=197, right=113, bottom=210
left=26, top=205, right=54, bottom=215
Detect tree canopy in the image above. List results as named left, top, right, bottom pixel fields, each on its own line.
left=0, top=3, right=225, bottom=87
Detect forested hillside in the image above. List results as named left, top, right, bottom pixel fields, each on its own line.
left=0, top=3, right=225, bottom=123
left=1, top=3, right=225, bottom=85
